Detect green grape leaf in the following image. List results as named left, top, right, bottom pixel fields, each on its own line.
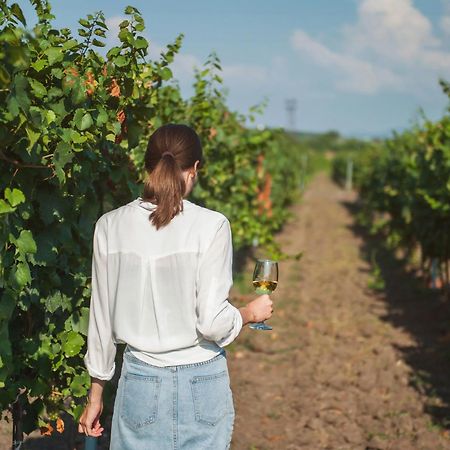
left=45, top=47, right=64, bottom=65
left=134, top=36, right=148, bottom=49
left=70, top=373, right=90, bottom=397
left=12, top=261, right=31, bottom=288
left=61, top=331, right=85, bottom=357
left=53, top=141, right=75, bottom=170
left=4, top=187, right=25, bottom=207
left=10, top=3, right=27, bottom=25
left=160, top=67, right=173, bottom=81
left=17, top=230, right=37, bottom=254
left=29, top=79, right=47, bottom=98
left=0, top=200, right=15, bottom=214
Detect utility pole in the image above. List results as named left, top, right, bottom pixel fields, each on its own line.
left=285, top=98, right=297, bottom=131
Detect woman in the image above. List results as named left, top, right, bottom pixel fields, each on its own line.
left=78, top=123, right=273, bottom=449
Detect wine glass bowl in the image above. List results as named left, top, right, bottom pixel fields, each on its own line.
left=249, top=259, right=278, bottom=330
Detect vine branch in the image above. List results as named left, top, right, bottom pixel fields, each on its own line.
left=0, top=149, right=52, bottom=169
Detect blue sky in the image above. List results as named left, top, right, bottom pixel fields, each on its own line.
left=17, top=0, right=450, bottom=137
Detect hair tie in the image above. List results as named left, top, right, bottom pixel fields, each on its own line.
left=161, top=151, right=174, bottom=158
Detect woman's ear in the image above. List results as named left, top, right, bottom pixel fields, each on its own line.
left=191, top=160, right=200, bottom=178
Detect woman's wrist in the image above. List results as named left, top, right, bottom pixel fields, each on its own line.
left=88, top=377, right=106, bottom=404
left=239, top=306, right=254, bottom=326
left=87, top=392, right=103, bottom=404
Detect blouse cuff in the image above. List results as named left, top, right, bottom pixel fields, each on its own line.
left=215, top=304, right=244, bottom=348
left=84, top=354, right=116, bottom=381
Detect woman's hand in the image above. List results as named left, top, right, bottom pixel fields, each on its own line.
left=78, top=378, right=106, bottom=437
left=240, top=294, right=273, bottom=325
left=78, top=399, right=104, bottom=437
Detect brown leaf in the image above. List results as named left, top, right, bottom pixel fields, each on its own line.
left=117, top=109, right=126, bottom=124
left=209, top=127, right=217, bottom=140
left=85, top=71, right=98, bottom=96
left=110, top=78, right=121, bottom=98
left=56, top=417, right=64, bottom=433
left=40, top=423, right=54, bottom=436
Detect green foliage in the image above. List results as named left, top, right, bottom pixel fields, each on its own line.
left=0, top=0, right=309, bottom=434
left=0, top=0, right=184, bottom=431
left=333, top=107, right=450, bottom=289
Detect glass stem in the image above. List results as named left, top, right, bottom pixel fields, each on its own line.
left=255, top=287, right=271, bottom=295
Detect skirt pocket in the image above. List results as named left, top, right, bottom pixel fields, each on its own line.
left=190, top=369, right=233, bottom=426
left=120, top=372, right=162, bottom=430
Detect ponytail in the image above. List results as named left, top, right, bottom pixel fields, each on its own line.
left=142, top=123, right=203, bottom=230
left=143, top=152, right=186, bottom=230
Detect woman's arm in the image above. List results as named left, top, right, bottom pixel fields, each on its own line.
left=196, top=218, right=243, bottom=346
left=83, top=216, right=117, bottom=380
left=78, top=377, right=105, bottom=436
left=196, top=217, right=274, bottom=342
left=79, top=216, right=116, bottom=436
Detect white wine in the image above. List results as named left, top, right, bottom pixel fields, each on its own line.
left=253, top=280, right=277, bottom=292
left=250, top=260, right=278, bottom=331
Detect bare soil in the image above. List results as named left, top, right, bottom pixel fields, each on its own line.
left=228, top=173, right=450, bottom=450
left=2, top=172, right=450, bottom=450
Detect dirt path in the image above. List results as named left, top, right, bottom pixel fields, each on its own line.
left=228, top=172, right=450, bottom=450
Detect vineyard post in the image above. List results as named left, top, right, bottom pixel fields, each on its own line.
left=11, top=391, right=24, bottom=450
left=444, top=259, right=450, bottom=300
left=345, top=157, right=353, bottom=191
left=85, top=436, right=98, bottom=450
left=431, top=258, right=439, bottom=289
left=300, top=153, right=308, bottom=191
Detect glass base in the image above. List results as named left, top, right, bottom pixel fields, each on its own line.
left=249, top=321, right=272, bottom=331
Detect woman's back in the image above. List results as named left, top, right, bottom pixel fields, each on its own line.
left=84, top=195, right=242, bottom=378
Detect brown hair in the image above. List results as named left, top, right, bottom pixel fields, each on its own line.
left=142, top=123, right=203, bottom=230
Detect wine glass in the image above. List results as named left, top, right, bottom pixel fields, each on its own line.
left=249, top=259, right=278, bottom=331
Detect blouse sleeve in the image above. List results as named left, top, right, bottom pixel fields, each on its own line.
left=196, top=217, right=243, bottom=347
left=83, top=216, right=117, bottom=380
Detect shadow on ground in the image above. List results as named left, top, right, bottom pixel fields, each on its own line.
left=342, top=198, right=450, bottom=432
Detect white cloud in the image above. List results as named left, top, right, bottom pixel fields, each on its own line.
left=291, top=29, right=401, bottom=94
left=440, top=0, right=450, bottom=37
left=105, top=16, right=124, bottom=46
left=441, top=16, right=450, bottom=36
left=343, top=0, right=440, bottom=63
left=290, top=0, right=450, bottom=96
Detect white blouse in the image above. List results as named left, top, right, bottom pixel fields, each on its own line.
left=83, top=197, right=243, bottom=380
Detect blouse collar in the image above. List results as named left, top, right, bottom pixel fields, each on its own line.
left=137, top=196, right=156, bottom=211
left=135, top=197, right=194, bottom=211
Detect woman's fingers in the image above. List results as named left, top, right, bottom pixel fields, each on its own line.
left=78, top=417, right=103, bottom=437
left=78, top=401, right=104, bottom=437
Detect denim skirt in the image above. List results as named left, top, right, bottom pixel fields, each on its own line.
left=109, top=347, right=235, bottom=450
